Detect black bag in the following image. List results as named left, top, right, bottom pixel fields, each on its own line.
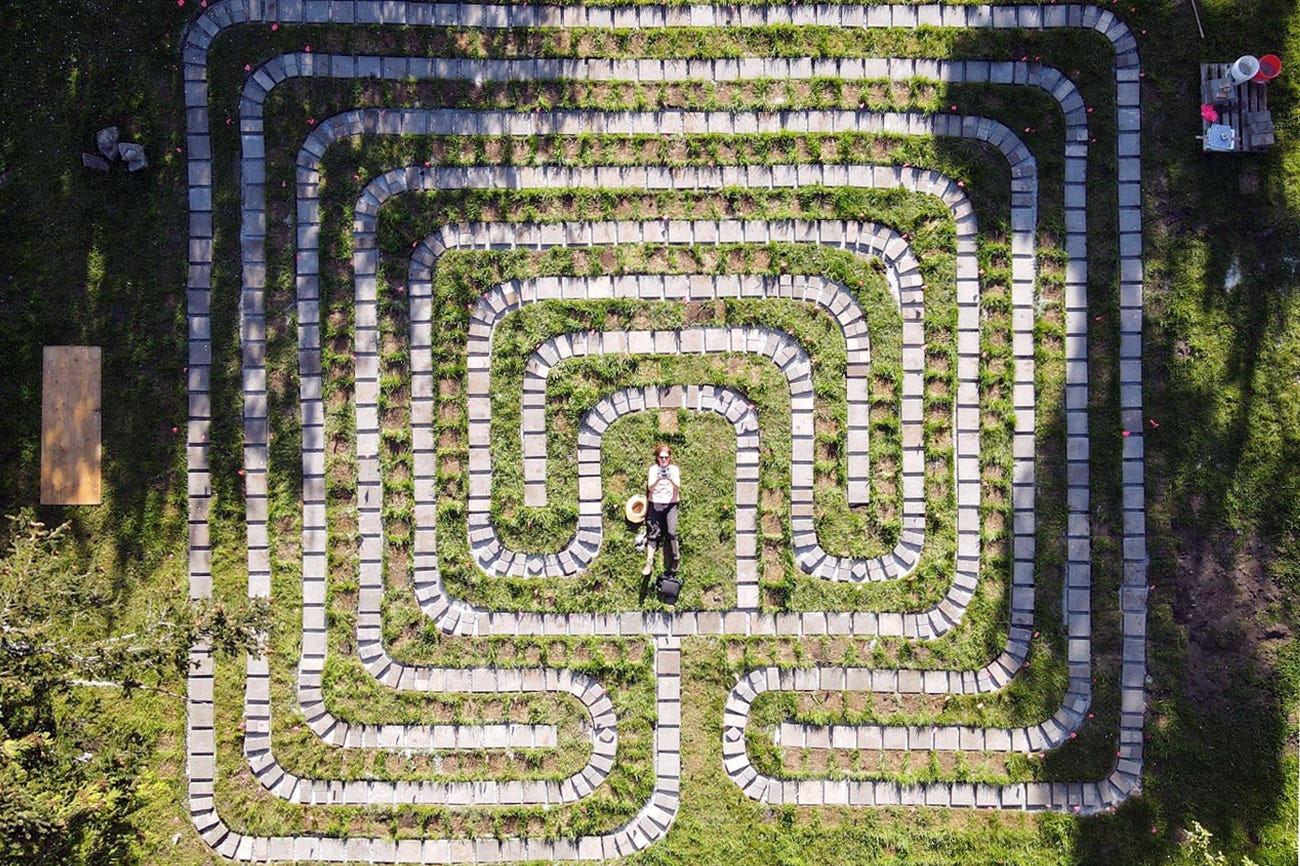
left=656, top=574, right=682, bottom=605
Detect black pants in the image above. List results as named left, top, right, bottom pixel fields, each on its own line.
left=646, top=501, right=680, bottom=575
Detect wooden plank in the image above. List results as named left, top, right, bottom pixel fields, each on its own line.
left=41, top=346, right=102, bottom=505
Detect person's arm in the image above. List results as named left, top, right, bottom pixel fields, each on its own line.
left=668, top=465, right=681, bottom=496
left=647, top=465, right=658, bottom=495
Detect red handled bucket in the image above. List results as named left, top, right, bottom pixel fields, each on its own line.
left=1254, top=54, right=1282, bottom=82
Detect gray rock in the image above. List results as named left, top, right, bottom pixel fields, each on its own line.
left=118, top=142, right=148, bottom=171
left=96, top=126, right=119, bottom=159
left=81, top=153, right=110, bottom=171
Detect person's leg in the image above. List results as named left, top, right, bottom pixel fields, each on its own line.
left=663, top=502, right=680, bottom=575
left=644, top=507, right=663, bottom=576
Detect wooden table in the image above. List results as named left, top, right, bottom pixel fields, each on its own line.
left=1201, top=62, right=1275, bottom=152
left=41, top=346, right=102, bottom=505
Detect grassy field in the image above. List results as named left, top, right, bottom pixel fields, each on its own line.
left=0, top=0, right=1297, bottom=864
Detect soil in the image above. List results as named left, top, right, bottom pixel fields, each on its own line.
left=1173, top=528, right=1292, bottom=709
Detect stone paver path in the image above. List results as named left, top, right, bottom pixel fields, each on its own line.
left=181, top=1, right=1149, bottom=860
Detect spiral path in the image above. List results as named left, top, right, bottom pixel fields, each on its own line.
left=181, top=2, right=1149, bottom=860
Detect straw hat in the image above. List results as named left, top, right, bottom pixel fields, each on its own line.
left=624, top=494, right=648, bottom=523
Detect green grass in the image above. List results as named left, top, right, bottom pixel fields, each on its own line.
left=1, top=1, right=1297, bottom=864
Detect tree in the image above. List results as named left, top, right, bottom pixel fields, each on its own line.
left=1181, top=822, right=1261, bottom=866
left=0, top=513, right=269, bottom=865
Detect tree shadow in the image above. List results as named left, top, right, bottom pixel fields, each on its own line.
left=938, top=5, right=1298, bottom=862
left=0, top=0, right=192, bottom=616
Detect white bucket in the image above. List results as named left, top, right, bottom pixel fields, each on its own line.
left=1230, top=55, right=1261, bottom=84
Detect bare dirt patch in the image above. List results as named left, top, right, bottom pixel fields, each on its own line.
left=1174, top=530, right=1292, bottom=709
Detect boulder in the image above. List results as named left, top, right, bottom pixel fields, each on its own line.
left=118, top=142, right=148, bottom=171
left=96, top=126, right=119, bottom=159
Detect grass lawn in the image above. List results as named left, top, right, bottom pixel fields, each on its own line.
left=0, top=1, right=1296, bottom=864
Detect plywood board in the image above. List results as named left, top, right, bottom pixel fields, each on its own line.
left=41, top=346, right=102, bottom=505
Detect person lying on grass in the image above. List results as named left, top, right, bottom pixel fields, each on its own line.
left=642, top=443, right=681, bottom=580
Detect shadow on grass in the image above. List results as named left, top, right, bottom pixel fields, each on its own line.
left=1125, top=0, right=1300, bottom=862
left=0, top=0, right=193, bottom=601
left=942, top=7, right=1298, bottom=864
left=1011, top=0, right=1300, bottom=862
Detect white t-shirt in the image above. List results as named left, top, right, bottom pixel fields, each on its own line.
left=647, top=463, right=680, bottom=505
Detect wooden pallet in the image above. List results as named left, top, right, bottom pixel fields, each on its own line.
left=41, top=346, right=102, bottom=505
left=1201, top=62, right=1275, bottom=152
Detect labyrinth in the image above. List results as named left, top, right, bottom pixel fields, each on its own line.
left=181, top=2, right=1149, bottom=861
